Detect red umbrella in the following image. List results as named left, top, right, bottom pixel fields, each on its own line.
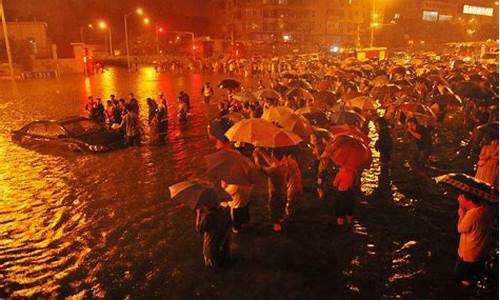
left=324, top=135, right=372, bottom=170
left=318, top=80, right=332, bottom=91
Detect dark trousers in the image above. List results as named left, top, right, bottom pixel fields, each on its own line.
left=335, top=190, right=355, bottom=218
left=455, top=257, right=485, bottom=284
left=126, top=135, right=141, bottom=146
left=268, top=193, right=285, bottom=223
left=231, top=205, right=250, bottom=230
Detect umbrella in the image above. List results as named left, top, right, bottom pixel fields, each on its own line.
left=372, top=75, right=389, bottom=87
left=300, top=112, right=330, bottom=127
left=435, top=173, right=497, bottom=203
left=272, top=84, right=289, bottom=95
left=330, top=110, right=365, bottom=127
left=313, top=126, right=335, bottom=142
left=275, top=113, right=314, bottom=141
left=261, top=106, right=294, bottom=121
left=474, top=122, right=499, bottom=141
left=218, top=78, right=241, bottom=89
left=287, top=87, right=314, bottom=100
left=205, top=148, right=258, bottom=185
left=347, top=96, right=377, bottom=111
left=299, top=73, right=319, bottom=82
left=169, top=180, right=226, bottom=209
left=232, top=91, right=258, bottom=103
left=282, top=73, right=299, bottom=80
left=452, top=81, right=495, bottom=100
left=393, top=79, right=413, bottom=87
left=433, top=94, right=462, bottom=106
left=295, top=106, right=323, bottom=115
left=429, top=75, right=450, bottom=86
left=255, top=88, right=281, bottom=100
left=371, top=84, right=402, bottom=98
left=222, top=112, right=245, bottom=124
left=318, top=80, right=332, bottom=91
left=324, top=135, right=372, bottom=170
left=314, top=90, right=338, bottom=106
left=398, top=102, right=437, bottom=126
left=329, top=124, right=371, bottom=145
left=225, top=118, right=302, bottom=148
left=288, top=79, right=314, bottom=90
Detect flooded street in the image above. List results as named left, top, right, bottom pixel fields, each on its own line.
left=0, top=69, right=496, bottom=299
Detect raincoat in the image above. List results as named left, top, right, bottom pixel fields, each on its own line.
left=475, top=140, right=499, bottom=187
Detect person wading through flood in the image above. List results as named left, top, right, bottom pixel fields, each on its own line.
left=146, top=98, right=160, bottom=144
left=284, top=151, right=302, bottom=219
left=177, top=92, right=189, bottom=122
left=253, top=148, right=288, bottom=232
left=157, top=92, right=168, bottom=144
left=195, top=189, right=232, bottom=268
left=332, top=166, right=357, bottom=227
left=115, top=103, right=142, bottom=146
left=208, top=118, right=254, bottom=234
left=201, top=82, right=214, bottom=104
left=406, top=117, right=432, bottom=168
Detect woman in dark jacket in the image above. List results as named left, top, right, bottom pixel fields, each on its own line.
left=195, top=189, right=232, bottom=268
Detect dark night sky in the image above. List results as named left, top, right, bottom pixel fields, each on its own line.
left=4, top=0, right=209, bottom=54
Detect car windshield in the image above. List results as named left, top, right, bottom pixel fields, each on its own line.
left=62, top=119, right=104, bottom=137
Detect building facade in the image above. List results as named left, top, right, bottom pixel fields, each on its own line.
left=0, top=21, right=51, bottom=57
left=214, top=0, right=379, bottom=50
left=382, top=0, right=498, bottom=46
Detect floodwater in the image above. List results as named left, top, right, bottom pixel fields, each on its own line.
left=0, top=69, right=497, bottom=299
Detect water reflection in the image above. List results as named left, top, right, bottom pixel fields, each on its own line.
left=0, top=68, right=225, bottom=298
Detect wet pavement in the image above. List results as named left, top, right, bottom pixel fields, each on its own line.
left=0, top=68, right=497, bottom=299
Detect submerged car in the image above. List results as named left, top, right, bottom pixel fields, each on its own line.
left=12, top=116, right=124, bottom=153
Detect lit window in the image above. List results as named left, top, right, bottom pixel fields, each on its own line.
left=422, top=11, right=438, bottom=22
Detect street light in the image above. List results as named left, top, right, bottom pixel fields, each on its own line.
left=143, top=18, right=150, bottom=25
left=97, top=21, right=113, bottom=56
left=155, top=25, right=165, bottom=55
left=124, top=8, right=146, bottom=71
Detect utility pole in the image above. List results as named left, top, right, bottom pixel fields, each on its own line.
left=0, top=0, right=14, bottom=79
left=124, top=14, right=131, bottom=71
left=108, top=27, right=113, bottom=56
left=155, top=24, right=160, bottom=55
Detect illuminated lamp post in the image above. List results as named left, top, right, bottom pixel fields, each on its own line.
left=124, top=8, right=145, bottom=71
left=98, top=21, right=113, bottom=56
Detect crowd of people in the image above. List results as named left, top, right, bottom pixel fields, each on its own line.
left=87, top=49, right=498, bottom=291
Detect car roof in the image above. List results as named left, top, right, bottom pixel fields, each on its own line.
left=57, top=116, right=89, bottom=124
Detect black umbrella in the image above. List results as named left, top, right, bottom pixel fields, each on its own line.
left=474, top=122, right=499, bottom=141
left=301, top=112, right=330, bottom=127
left=273, top=84, right=289, bottom=95
left=286, top=87, right=314, bottom=100
left=314, top=90, right=338, bottom=106
left=255, top=88, right=281, bottom=100
left=330, top=110, right=365, bottom=127
left=288, top=79, right=313, bottom=90
left=435, top=173, right=497, bottom=203
left=433, top=94, right=462, bottom=106
left=451, top=81, right=495, bottom=100
left=218, top=78, right=241, bottom=90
